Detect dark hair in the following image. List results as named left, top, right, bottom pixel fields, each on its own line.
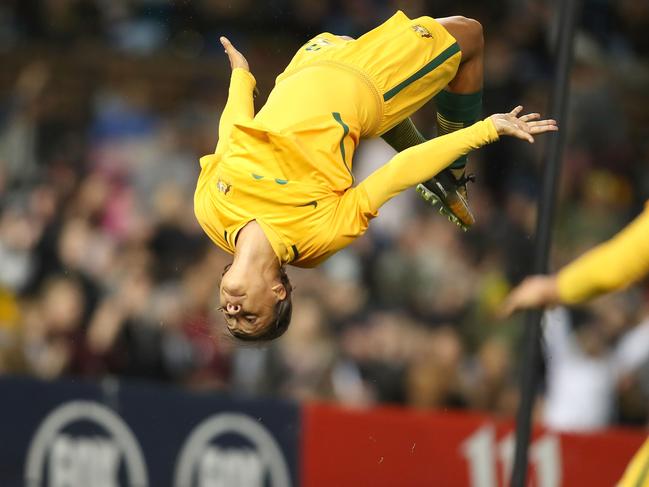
left=224, top=265, right=293, bottom=342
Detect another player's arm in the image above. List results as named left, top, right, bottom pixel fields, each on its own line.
left=215, top=37, right=256, bottom=156
left=358, top=106, right=557, bottom=211
left=502, top=204, right=649, bottom=315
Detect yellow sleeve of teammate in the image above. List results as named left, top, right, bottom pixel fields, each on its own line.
left=617, top=437, right=649, bottom=487
left=213, top=68, right=256, bottom=158
left=357, top=119, right=499, bottom=212
left=557, top=202, right=649, bottom=303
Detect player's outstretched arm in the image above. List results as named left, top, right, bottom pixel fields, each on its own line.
left=358, top=106, right=557, bottom=211
left=501, top=203, right=649, bottom=317
left=214, top=36, right=256, bottom=156
left=500, top=275, right=561, bottom=317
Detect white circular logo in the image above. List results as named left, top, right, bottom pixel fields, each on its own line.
left=174, top=413, right=291, bottom=487
left=24, top=400, right=148, bottom=487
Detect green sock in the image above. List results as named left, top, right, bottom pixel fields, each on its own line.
left=435, top=90, right=482, bottom=171
left=380, top=118, right=427, bottom=152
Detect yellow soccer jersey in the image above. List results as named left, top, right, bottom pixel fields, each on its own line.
left=194, top=66, right=378, bottom=267
left=194, top=67, right=498, bottom=267
left=557, top=201, right=649, bottom=303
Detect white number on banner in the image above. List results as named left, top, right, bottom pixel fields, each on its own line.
left=460, top=425, right=498, bottom=487
left=460, top=427, right=561, bottom=487
left=498, top=432, right=515, bottom=484
left=531, top=435, right=562, bottom=487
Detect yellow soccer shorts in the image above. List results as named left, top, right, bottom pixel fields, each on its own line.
left=277, top=10, right=462, bottom=137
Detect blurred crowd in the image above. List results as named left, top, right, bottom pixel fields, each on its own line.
left=1, top=0, right=649, bottom=432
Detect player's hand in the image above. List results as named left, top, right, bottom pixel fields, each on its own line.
left=220, top=36, right=249, bottom=71
left=490, top=106, right=558, bottom=143
left=499, top=274, right=561, bottom=318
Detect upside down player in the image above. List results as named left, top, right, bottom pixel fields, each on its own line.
left=194, top=11, right=558, bottom=341
left=502, top=205, right=649, bottom=487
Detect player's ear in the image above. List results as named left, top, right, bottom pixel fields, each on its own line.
left=271, top=283, right=287, bottom=301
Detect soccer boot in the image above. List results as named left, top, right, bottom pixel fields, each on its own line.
left=416, top=169, right=476, bottom=231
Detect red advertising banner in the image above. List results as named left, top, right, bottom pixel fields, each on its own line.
left=302, top=403, right=646, bottom=487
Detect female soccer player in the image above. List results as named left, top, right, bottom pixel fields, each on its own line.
left=194, top=11, right=558, bottom=341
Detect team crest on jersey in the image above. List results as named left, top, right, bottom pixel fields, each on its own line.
left=412, top=25, right=432, bottom=38
left=217, top=180, right=231, bottom=195
left=305, top=37, right=332, bottom=51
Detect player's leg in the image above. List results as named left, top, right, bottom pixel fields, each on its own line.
left=434, top=15, right=484, bottom=165
left=381, top=118, right=427, bottom=152
left=435, top=17, right=484, bottom=170
left=416, top=16, right=485, bottom=229
left=379, top=16, right=483, bottom=158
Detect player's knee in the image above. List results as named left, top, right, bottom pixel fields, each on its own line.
left=457, top=16, right=484, bottom=52
left=439, top=16, right=484, bottom=57
left=469, top=18, right=484, bottom=50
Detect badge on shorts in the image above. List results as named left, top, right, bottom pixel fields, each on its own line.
left=217, top=179, right=231, bottom=195
left=412, top=25, right=432, bottom=38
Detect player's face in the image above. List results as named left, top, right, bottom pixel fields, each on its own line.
left=218, top=269, right=278, bottom=337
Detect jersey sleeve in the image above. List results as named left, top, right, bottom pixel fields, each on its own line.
left=356, top=118, right=499, bottom=212
left=201, top=68, right=256, bottom=168
left=557, top=202, right=649, bottom=303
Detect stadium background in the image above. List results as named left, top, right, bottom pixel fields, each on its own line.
left=0, top=0, right=648, bottom=485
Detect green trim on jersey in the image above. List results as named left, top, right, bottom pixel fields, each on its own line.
left=332, top=112, right=354, bottom=182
